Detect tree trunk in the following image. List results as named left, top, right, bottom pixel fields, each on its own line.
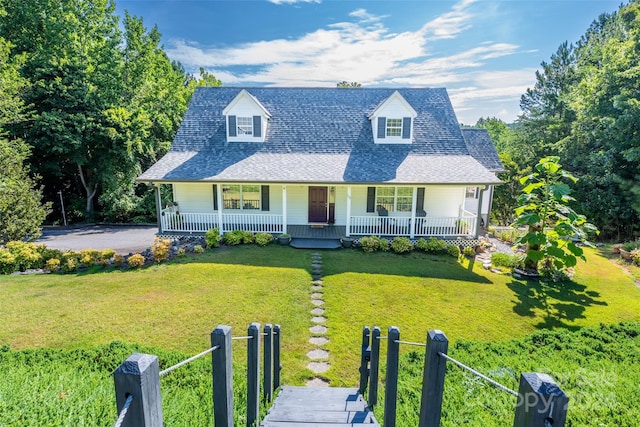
left=78, top=164, right=99, bottom=216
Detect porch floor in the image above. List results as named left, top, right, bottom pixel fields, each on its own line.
left=288, top=225, right=346, bottom=240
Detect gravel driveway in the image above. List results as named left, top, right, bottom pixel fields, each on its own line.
left=36, top=225, right=158, bottom=255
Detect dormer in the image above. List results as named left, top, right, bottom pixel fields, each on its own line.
left=368, top=91, right=417, bottom=144
left=222, top=89, right=271, bottom=142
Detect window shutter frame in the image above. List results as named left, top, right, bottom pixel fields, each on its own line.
left=253, top=116, right=261, bottom=137
left=228, top=115, right=237, bottom=137
left=366, top=187, right=376, bottom=212
left=261, top=185, right=270, bottom=211
left=416, top=187, right=425, bottom=213
left=212, top=185, right=218, bottom=210
left=402, top=117, right=411, bottom=139
left=377, top=117, right=386, bottom=139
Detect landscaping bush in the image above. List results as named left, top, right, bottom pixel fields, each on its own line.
left=378, top=237, right=389, bottom=252
left=446, top=244, right=460, bottom=258
left=222, top=230, right=244, bottom=246
left=359, top=236, right=390, bottom=253
left=632, top=249, right=640, bottom=266
left=538, top=257, right=574, bottom=282
left=390, top=237, right=413, bottom=254
left=415, top=237, right=447, bottom=253
left=255, top=232, right=274, bottom=246
left=127, top=253, right=145, bottom=268
left=491, top=253, right=524, bottom=269
left=5, top=241, right=43, bottom=271
left=177, top=247, right=186, bottom=257
left=151, top=238, right=171, bottom=263
left=100, top=249, right=116, bottom=266
left=44, top=258, right=60, bottom=273
left=462, top=246, right=475, bottom=257
left=61, top=257, right=78, bottom=273
left=205, top=228, right=220, bottom=248
left=80, top=249, right=103, bottom=266
left=0, top=250, right=16, bottom=274
left=241, top=231, right=255, bottom=244
left=494, top=228, right=522, bottom=244
left=193, top=245, right=204, bottom=254
left=113, top=255, right=124, bottom=266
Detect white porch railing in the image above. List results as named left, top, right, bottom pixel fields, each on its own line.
left=160, top=209, right=283, bottom=234
left=349, top=213, right=477, bottom=237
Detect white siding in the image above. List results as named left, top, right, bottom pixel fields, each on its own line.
left=423, top=186, right=465, bottom=217
left=174, top=183, right=214, bottom=212
left=285, top=185, right=309, bottom=224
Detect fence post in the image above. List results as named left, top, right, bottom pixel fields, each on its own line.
left=113, top=353, right=163, bottom=427
left=263, top=324, right=273, bottom=402
left=368, top=326, right=381, bottom=407
left=273, top=324, right=282, bottom=390
left=358, top=326, right=371, bottom=394
left=383, top=326, right=400, bottom=427
left=513, top=373, right=568, bottom=427
left=211, top=325, right=234, bottom=427
left=247, top=322, right=261, bottom=427
left=418, top=330, right=449, bottom=427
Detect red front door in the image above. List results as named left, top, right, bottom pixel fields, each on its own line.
left=308, top=187, right=328, bottom=223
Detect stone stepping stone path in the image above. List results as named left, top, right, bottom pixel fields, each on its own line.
left=307, top=252, right=330, bottom=386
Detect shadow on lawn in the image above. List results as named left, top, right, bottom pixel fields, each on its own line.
left=508, top=278, right=608, bottom=329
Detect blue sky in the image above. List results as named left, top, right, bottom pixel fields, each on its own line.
left=116, top=0, right=622, bottom=124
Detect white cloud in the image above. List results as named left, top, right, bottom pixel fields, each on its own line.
left=165, top=0, right=532, bottom=122
left=268, top=0, right=320, bottom=5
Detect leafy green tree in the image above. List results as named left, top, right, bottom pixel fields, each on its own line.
left=491, top=153, right=528, bottom=225
left=336, top=81, right=362, bottom=88
left=513, top=156, right=598, bottom=274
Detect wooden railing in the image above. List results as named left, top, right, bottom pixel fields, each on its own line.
left=358, top=326, right=569, bottom=427
left=349, top=214, right=477, bottom=237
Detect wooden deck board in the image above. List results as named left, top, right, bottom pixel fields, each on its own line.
left=261, top=386, right=380, bottom=426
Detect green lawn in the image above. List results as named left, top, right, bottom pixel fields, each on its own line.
left=1, top=245, right=639, bottom=389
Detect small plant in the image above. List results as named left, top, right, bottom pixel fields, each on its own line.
left=0, top=250, right=17, bottom=274
left=622, top=241, right=640, bottom=252
left=100, top=249, right=116, bottom=264
left=359, top=236, right=379, bottom=253
left=223, top=230, right=245, bottom=246
left=446, top=244, right=460, bottom=258
left=631, top=249, right=640, bottom=266
left=61, top=257, right=78, bottom=273
left=390, top=237, right=414, bottom=254
left=177, top=247, right=186, bottom=257
left=193, top=245, right=205, bottom=254
left=241, top=231, right=255, bottom=244
left=462, top=246, right=475, bottom=258
left=113, top=255, right=125, bottom=266
left=494, top=228, right=522, bottom=244
left=491, top=253, right=524, bottom=269
left=127, top=253, right=145, bottom=268
left=151, top=238, right=171, bottom=263
left=378, top=237, right=389, bottom=252
left=538, top=257, right=573, bottom=282
left=415, top=237, right=446, bottom=253
left=5, top=241, right=43, bottom=271
left=80, top=249, right=103, bottom=266
left=44, top=258, right=60, bottom=273
left=255, top=232, right=274, bottom=246
left=205, top=228, right=221, bottom=248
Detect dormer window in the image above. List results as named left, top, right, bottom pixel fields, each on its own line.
left=237, top=116, right=254, bottom=136
left=223, top=89, right=271, bottom=143
left=369, top=91, right=417, bottom=144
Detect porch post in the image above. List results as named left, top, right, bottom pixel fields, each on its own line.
left=217, top=184, right=224, bottom=234
left=282, top=185, right=287, bottom=235
left=345, top=186, right=352, bottom=237
left=153, top=183, right=162, bottom=234
left=475, top=186, right=485, bottom=238
left=410, top=186, right=417, bottom=239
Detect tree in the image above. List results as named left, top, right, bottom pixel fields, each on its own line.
left=513, top=156, right=597, bottom=277
left=336, top=81, right=362, bottom=88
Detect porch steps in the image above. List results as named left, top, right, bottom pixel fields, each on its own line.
left=290, top=238, right=342, bottom=250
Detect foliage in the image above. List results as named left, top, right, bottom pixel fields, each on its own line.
left=241, top=231, right=255, bottom=244
left=491, top=227, right=523, bottom=244
left=393, top=322, right=640, bottom=426
left=205, top=228, right=220, bottom=248
left=254, top=232, right=274, bottom=246
left=44, top=258, right=60, bottom=273
left=359, top=236, right=389, bottom=253
left=0, top=139, right=50, bottom=243
left=462, top=246, right=475, bottom=257
left=4, top=241, right=43, bottom=271
left=336, top=81, right=361, bottom=88
left=415, top=237, right=447, bottom=253
left=622, top=241, right=640, bottom=252
left=127, top=253, right=145, bottom=268
left=513, top=156, right=598, bottom=272
left=193, top=245, right=204, bottom=254
left=491, top=252, right=524, bottom=269
left=113, top=255, right=124, bottom=266
left=631, top=249, right=640, bottom=266
left=151, top=238, right=171, bottom=263
left=445, top=244, right=460, bottom=258
left=0, top=251, right=16, bottom=275
left=61, top=257, right=78, bottom=273
left=390, top=236, right=414, bottom=254
left=222, top=230, right=246, bottom=246
left=177, top=247, right=186, bottom=257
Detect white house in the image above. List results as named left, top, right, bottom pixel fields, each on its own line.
left=137, top=87, right=502, bottom=244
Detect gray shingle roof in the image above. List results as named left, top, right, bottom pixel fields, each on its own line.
left=461, top=128, right=505, bottom=172
left=138, top=87, right=501, bottom=185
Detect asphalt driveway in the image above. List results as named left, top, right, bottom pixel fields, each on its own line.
left=36, top=225, right=158, bottom=255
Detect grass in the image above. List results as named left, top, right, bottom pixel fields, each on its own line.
left=1, top=244, right=639, bottom=423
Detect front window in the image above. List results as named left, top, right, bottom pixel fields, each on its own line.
left=223, top=185, right=260, bottom=210
left=376, top=186, right=412, bottom=212
left=466, top=187, right=477, bottom=198
left=237, top=117, right=253, bottom=136
left=386, top=118, right=402, bottom=137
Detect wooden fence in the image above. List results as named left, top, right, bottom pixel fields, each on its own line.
left=358, top=326, right=569, bottom=427
left=113, top=323, right=281, bottom=427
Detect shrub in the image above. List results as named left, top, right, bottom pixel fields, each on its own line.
left=494, top=228, right=522, bottom=244
left=631, top=249, right=640, bottom=266
left=44, top=258, right=60, bottom=273
left=113, top=255, right=125, bottom=266
left=127, top=253, right=145, bottom=268
left=61, top=251, right=81, bottom=266
left=241, top=231, right=255, bottom=244
left=0, top=250, right=17, bottom=274
left=5, top=241, right=42, bottom=271
left=101, top=249, right=116, bottom=263
left=418, top=237, right=447, bottom=253
left=538, top=257, right=573, bottom=282
left=223, top=230, right=244, bottom=246
left=462, top=246, right=475, bottom=257
left=151, top=238, right=171, bottom=263
left=80, top=249, right=103, bottom=266
left=359, top=236, right=380, bottom=253
left=193, top=245, right=204, bottom=254
left=378, top=237, right=389, bottom=252
left=177, top=247, right=186, bottom=257
left=61, top=257, right=78, bottom=273
left=205, top=228, right=220, bottom=248
left=446, top=244, right=460, bottom=258
left=491, top=253, right=524, bottom=268
left=622, top=241, right=640, bottom=252
left=255, top=232, right=274, bottom=246
left=390, top=237, right=414, bottom=254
